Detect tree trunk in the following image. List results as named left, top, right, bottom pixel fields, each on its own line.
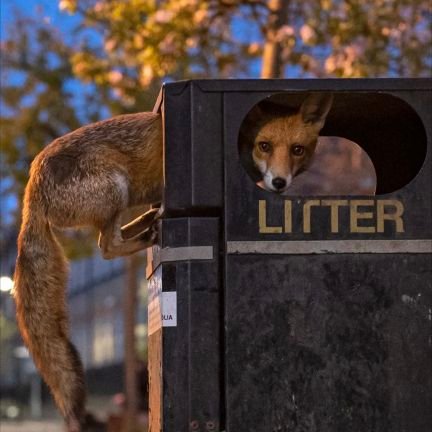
left=261, top=0, right=289, bottom=78
left=123, top=254, right=139, bottom=431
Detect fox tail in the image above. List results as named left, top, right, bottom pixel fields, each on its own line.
left=14, top=183, right=85, bottom=432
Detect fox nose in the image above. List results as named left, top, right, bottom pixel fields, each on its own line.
left=272, top=177, right=287, bottom=191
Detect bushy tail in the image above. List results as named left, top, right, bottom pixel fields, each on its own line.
left=14, top=187, right=85, bottom=432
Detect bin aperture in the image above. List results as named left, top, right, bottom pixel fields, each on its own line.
left=238, top=92, right=427, bottom=195
left=287, top=137, right=377, bottom=195
left=241, top=134, right=378, bottom=196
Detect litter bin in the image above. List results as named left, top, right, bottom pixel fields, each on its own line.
left=146, top=79, right=431, bottom=432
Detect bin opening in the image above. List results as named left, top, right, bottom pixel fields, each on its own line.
left=238, top=92, right=427, bottom=195
left=282, top=137, right=377, bottom=196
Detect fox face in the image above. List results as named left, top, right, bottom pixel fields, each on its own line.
left=240, top=93, right=333, bottom=194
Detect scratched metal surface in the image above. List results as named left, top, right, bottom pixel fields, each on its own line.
left=225, top=253, right=431, bottom=432
left=147, top=218, right=222, bottom=432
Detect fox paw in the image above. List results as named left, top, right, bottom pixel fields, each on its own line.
left=121, top=206, right=162, bottom=240
left=138, top=222, right=159, bottom=246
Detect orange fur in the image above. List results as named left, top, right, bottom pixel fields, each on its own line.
left=240, top=93, right=333, bottom=193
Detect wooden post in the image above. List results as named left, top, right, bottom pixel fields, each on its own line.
left=123, top=254, right=139, bottom=431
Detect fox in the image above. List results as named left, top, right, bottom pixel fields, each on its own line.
left=13, top=112, right=163, bottom=432
left=239, top=93, right=333, bottom=194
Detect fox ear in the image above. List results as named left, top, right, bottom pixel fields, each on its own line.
left=245, top=103, right=265, bottom=124
left=300, top=93, right=333, bottom=127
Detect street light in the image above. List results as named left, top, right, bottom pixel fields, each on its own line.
left=0, top=275, right=14, bottom=316
left=0, top=276, right=14, bottom=293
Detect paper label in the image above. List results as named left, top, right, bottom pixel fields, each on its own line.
left=148, top=267, right=177, bottom=335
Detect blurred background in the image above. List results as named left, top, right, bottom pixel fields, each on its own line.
left=0, top=1, right=430, bottom=431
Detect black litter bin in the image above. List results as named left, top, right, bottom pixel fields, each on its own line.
left=146, top=79, right=431, bottom=432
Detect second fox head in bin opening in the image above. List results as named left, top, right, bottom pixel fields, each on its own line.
left=239, top=93, right=333, bottom=195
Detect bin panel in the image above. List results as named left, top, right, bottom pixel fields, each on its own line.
left=225, top=253, right=431, bottom=432
left=217, top=81, right=432, bottom=432
left=223, top=88, right=431, bottom=241
left=163, top=83, right=223, bottom=213
left=147, top=218, right=221, bottom=432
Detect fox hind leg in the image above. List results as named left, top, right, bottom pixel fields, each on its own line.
left=98, top=212, right=157, bottom=259
left=121, top=206, right=161, bottom=239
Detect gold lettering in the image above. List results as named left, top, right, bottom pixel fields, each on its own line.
left=284, top=200, right=292, bottom=233
left=377, top=200, right=404, bottom=233
left=259, top=200, right=283, bottom=233
left=350, top=200, right=375, bottom=233
left=303, top=200, right=320, bottom=233
left=321, top=200, right=348, bottom=233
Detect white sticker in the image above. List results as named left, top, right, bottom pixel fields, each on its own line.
left=161, top=292, right=177, bottom=327
left=148, top=268, right=177, bottom=335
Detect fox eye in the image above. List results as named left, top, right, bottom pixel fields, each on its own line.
left=258, top=141, right=272, bottom=153
left=292, top=145, right=305, bottom=156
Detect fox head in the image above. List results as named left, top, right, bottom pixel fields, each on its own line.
left=239, top=93, right=333, bottom=194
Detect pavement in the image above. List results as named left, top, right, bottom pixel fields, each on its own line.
left=0, top=395, right=111, bottom=432
left=0, top=419, right=63, bottom=432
